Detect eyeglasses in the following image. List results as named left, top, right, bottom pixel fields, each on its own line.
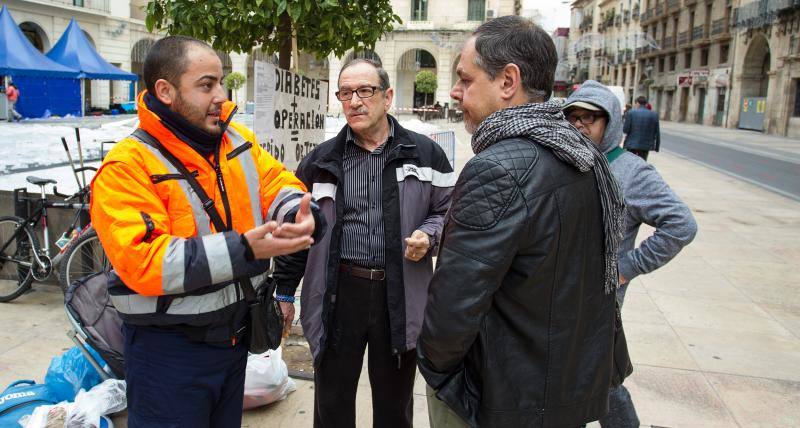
left=566, top=112, right=604, bottom=125
left=335, top=86, right=381, bottom=101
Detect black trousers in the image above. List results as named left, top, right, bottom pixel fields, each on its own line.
left=628, top=149, right=649, bottom=161
left=314, top=271, right=417, bottom=428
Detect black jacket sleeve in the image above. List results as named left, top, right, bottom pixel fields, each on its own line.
left=272, top=157, right=318, bottom=296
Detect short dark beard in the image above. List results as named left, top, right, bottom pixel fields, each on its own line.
left=174, top=90, right=222, bottom=136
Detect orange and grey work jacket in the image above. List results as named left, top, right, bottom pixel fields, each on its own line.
left=90, top=92, right=307, bottom=343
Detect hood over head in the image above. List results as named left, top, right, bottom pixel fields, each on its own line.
left=564, top=80, right=623, bottom=154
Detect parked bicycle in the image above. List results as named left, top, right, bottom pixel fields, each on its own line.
left=0, top=173, right=108, bottom=302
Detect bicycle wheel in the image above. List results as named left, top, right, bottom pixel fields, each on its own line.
left=0, top=216, right=38, bottom=302
left=59, top=227, right=110, bottom=294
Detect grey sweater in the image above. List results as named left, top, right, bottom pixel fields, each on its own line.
left=566, top=80, right=697, bottom=283
left=610, top=151, right=697, bottom=282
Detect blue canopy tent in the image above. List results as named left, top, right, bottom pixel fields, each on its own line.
left=46, top=18, right=137, bottom=116
left=0, top=5, right=81, bottom=119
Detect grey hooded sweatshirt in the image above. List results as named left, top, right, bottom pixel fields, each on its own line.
left=565, top=81, right=697, bottom=293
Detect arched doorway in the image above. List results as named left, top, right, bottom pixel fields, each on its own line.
left=82, top=30, right=95, bottom=48
left=396, top=49, right=437, bottom=110
left=738, top=35, right=770, bottom=131
left=18, top=21, right=49, bottom=52
left=131, top=38, right=156, bottom=97
left=741, top=35, right=770, bottom=98
left=342, top=49, right=382, bottom=66
left=246, top=49, right=278, bottom=103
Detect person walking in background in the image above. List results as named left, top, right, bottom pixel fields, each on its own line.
left=417, top=16, right=626, bottom=428
left=5, top=83, right=21, bottom=122
left=564, top=80, right=698, bottom=428
left=623, top=96, right=660, bottom=160
left=273, top=58, right=454, bottom=428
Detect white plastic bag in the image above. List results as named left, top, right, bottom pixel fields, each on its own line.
left=243, top=347, right=296, bottom=410
left=19, top=402, right=72, bottom=428
left=66, top=379, right=126, bottom=427
left=20, top=379, right=126, bottom=428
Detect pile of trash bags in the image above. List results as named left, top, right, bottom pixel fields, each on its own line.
left=3, top=344, right=297, bottom=427
left=19, top=379, right=125, bottom=428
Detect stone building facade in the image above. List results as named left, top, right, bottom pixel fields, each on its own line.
left=326, top=0, right=519, bottom=114
left=6, top=0, right=521, bottom=116
left=726, top=0, right=800, bottom=137
left=638, top=0, right=735, bottom=125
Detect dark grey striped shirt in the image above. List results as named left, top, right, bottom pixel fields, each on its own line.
left=340, top=121, right=395, bottom=268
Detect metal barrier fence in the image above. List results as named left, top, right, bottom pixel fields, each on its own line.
left=428, top=130, right=456, bottom=168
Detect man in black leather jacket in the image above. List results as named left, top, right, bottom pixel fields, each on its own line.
left=417, top=16, right=626, bottom=428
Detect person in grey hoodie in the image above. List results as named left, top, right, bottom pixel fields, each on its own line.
left=564, top=80, right=698, bottom=428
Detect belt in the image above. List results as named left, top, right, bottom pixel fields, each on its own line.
left=339, top=263, right=386, bottom=281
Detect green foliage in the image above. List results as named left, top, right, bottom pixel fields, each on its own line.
left=414, top=71, right=437, bottom=95
left=145, top=0, right=402, bottom=60
left=223, top=71, right=246, bottom=103
left=223, top=72, right=246, bottom=91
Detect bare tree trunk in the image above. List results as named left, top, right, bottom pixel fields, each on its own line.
left=278, top=12, right=292, bottom=70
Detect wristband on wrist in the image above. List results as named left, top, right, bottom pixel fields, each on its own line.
left=275, top=294, right=296, bottom=303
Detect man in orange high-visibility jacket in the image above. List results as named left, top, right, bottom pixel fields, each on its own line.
left=91, top=35, right=324, bottom=428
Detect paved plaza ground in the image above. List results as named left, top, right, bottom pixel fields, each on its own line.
left=1, top=119, right=798, bottom=427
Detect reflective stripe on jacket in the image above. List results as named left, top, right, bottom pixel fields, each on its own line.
left=91, top=91, right=306, bottom=333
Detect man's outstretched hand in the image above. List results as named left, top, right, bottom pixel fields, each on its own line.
left=244, top=193, right=315, bottom=259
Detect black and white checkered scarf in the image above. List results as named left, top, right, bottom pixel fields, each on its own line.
left=471, top=100, right=625, bottom=294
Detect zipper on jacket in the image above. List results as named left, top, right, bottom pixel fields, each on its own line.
left=392, top=347, right=402, bottom=369
left=214, top=157, right=233, bottom=230
left=207, top=106, right=238, bottom=231
left=226, top=141, right=253, bottom=160
left=150, top=171, right=198, bottom=184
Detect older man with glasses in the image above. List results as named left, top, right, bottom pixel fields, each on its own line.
left=273, top=58, right=454, bottom=428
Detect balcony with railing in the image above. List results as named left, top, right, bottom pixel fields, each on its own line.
left=663, top=35, right=675, bottom=49
left=579, top=14, right=595, bottom=31
left=40, top=0, right=109, bottom=12
left=625, top=49, right=633, bottom=61
left=667, top=0, right=681, bottom=11
left=791, top=35, right=800, bottom=56
left=732, top=0, right=798, bottom=28
left=711, top=18, right=728, bottom=35
left=678, top=31, right=689, bottom=46
left=691, top=25, right=707, bottom=41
